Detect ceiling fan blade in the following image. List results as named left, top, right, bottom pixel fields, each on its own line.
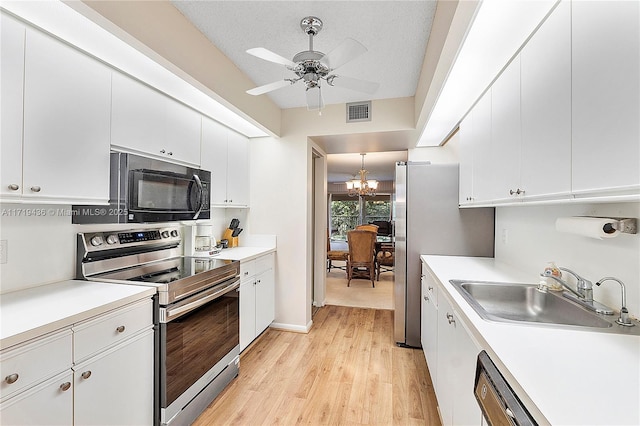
left=246, top=47, right=298, bottom=68
left=321, top=38, right=367, bottom=70
left=328, top=75, right=380, bottom=94
left=246, top=79, right=292, bottom=96
left=306, top=87, right=324, bottom=111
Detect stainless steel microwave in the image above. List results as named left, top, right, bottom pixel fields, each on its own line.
left=73, top=152, right=210, bottom=224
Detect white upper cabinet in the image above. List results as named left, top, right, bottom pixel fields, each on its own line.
left=226, top=131, right=250, bottom=207
left=202, top=117, right=249, bottom=208
left=21, top=27, right=111, bottom=204
left=571, top=0, right=640, bottom=197
left=520, top=1, right=571, bottom=201
left=0, top=12, right=25, bottom=202
left=111, top=72, right=202, bottom=167
left=490, top=56, right=522, bottom=202
left=469, top=91, right=493, bottom=204
left=458, top=114, right=474, bottom=205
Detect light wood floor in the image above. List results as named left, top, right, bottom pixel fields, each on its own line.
left=193, top=305, right=441, bottom=425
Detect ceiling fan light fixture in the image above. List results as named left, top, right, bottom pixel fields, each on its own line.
left=245, top=16, right=379, bottom=111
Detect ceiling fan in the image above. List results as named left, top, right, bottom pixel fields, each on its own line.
left=245, top=16, right=380, bottom=110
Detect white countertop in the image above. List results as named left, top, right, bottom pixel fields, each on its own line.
left=215, top=246, right=275, bottom=262
left=0, top=280, right=156, bottom=349
left=421, top=255, right=640, bottom=425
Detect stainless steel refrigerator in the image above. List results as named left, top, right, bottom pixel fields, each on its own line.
left=393, top=162, right=495, bottom=347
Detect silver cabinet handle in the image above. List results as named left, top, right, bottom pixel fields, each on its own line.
left=160, top=149, right=166, bottom=154
left=423, top=296, right=429, bottom=301
left=81, top=371, right=92, bottom=380
left=8, top=184, right=19, bottom=191
left=167, top=152, right=173, bottom=156
left=5, top=373, right=19, bottom=384
left=509, top=188, right=525, bottom=195
left=446, top=313, right=455, bottom=325
left=428, top=286, right=433, bottom=291
left=30, top=186, right=41, bottom=193
left=116, top=325, right=125, bottom=333
left=60, top=382, right=71, bottom=392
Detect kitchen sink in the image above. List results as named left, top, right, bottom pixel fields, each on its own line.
left=450, top=280, right=640, bottom=335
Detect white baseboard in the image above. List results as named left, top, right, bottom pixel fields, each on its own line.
left=269, top=320, right=312, bottom=333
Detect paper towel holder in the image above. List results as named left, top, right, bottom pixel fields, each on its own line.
left=607, top=218, right=637, bottom=235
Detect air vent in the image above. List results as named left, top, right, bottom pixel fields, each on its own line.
left=346, top=101, right=371, bottom=122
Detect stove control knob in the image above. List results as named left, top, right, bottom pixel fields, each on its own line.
left=161, top=231, right=170, bottom=239
left=90, top=236, right=103, bottom=247
left=106, top=234, right=118, bottom=245
left=170, top=230, right=179, bottom=237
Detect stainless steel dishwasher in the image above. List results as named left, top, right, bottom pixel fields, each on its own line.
left=474, top=351, right=537, bottom=426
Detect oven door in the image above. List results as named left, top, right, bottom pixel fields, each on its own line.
left=158, top=278, right=239, bottom=415
left=129, top=168, right=210, bottom=221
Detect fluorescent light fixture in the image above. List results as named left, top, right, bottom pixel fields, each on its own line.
left=417, top=0, right=558, bottom=147
left=3, top=0, right=269, bottom=138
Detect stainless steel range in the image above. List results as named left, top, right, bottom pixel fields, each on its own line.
left=77, top=226, right=240, bottom=426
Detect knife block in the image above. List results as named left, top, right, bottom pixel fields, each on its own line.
left=222, top=229, right=239, bottom=248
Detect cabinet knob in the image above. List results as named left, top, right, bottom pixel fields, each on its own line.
left=30, top=186, right=41, bottom=193
left=167, top=152, right=173, bottom=156
left=59, top=382, right=71, bottom=392
left=428, top=286, right=433, bottom=291
left=509, top=188, right=525, bottom=196
left=229, top=199, right=233, bottom=203
left=116, top=325, right=126, bottom=333
left=446, top=313, right=455, bottom=325
left=424, top=296, right=429, bottom=301
left=4, top=373, right=19, bottom=384
left=160, top=149, right=166, bottom=154
left=7, top=184, right=19, bottom=191
left=81, top=371, right=92, bottom=380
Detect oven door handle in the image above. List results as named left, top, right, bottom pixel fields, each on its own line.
left=161, top=279, right=240, bottom=323
left=192, top=174, right=204, bottom=220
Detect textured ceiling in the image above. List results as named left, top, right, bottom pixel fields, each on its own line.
left=170, top=1, right=436, bottom=110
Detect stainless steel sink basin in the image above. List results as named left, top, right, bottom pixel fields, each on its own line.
left=450, top=280, right=640, bottom=335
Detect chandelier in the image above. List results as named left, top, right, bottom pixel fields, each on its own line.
left=346, top=153, right=378, bottom=197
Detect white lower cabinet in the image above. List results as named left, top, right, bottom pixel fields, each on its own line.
left=422, top=261, right=481, bottom=426
left=239, top=253, right=275, bottom=351
left=73, top=330, right=154, bottom=426
left=0, top=299, right=154, bottom=425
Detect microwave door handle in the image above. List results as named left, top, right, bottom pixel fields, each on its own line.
left=192, top=174, right=204, bottom=219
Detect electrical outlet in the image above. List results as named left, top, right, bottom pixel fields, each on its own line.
left=0, top=240, right=7, bottom=264
left=501, top=229, right=508, bottom=245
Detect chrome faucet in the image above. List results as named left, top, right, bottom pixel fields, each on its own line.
left=558, top=267, right=593, bottom=302
left=542, top=267, right=614, bottom=315
left=595, top=277, right=635, bottom=327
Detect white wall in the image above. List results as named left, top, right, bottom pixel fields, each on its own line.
left=408, top=131, right=459, bottom=163
left=495, top=202, right=640, bottom=316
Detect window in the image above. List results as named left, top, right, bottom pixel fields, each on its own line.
left=329, top=195, right=391, bottom=240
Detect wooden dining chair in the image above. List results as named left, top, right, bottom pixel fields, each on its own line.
left=346, top=230, right=376, bottom=287
left=355, top=224, right=379, bottom=234
left=327, top=229, right=348, bottom=272
left=376, top=242, right=395, bottom=280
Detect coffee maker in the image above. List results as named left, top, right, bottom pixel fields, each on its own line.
left=184, top=224, right=221, bottom=257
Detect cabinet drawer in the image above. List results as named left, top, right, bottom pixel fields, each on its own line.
left=240, top=259, right=255, bottom=281
left=0, top=370, right=73, bottom=425
left=255, top=253, right=274, bottom=274
left=0, top=329, right=72, bottom=401
left=72, top=299, right=152, bottom=362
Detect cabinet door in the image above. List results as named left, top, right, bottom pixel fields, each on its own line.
left=436, top=296, right=455, bottom=426
left=470, top=92, right=493, bottom=203
left=239, top=278, right=256, bottom=352
left=421, top=269, right=438, bottom=389
left=0, top=371, right=73, bottom=426
left=458, top=114, right=474, bottom=205
left=255, top=267, right=275, bottom=335
left=571, top=1, right=640, bottom=195
left=112, top=72, right=201, bottom=166
left=164, top=100, right=202, bottom=166
left=201, top=117, right=229, bottom=205
left=0, top=12, right=25, bottom=201
left=74, top=330, right=154, bottom=426
left=22, top=28, right=111, bottom=203
left=226, top=131, right=250, bottom=206
left=450, top=311, right=482, bottom=426
left=520, top=1, right=571, bottom=200
left=490, top=56, right=521, bottom=202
